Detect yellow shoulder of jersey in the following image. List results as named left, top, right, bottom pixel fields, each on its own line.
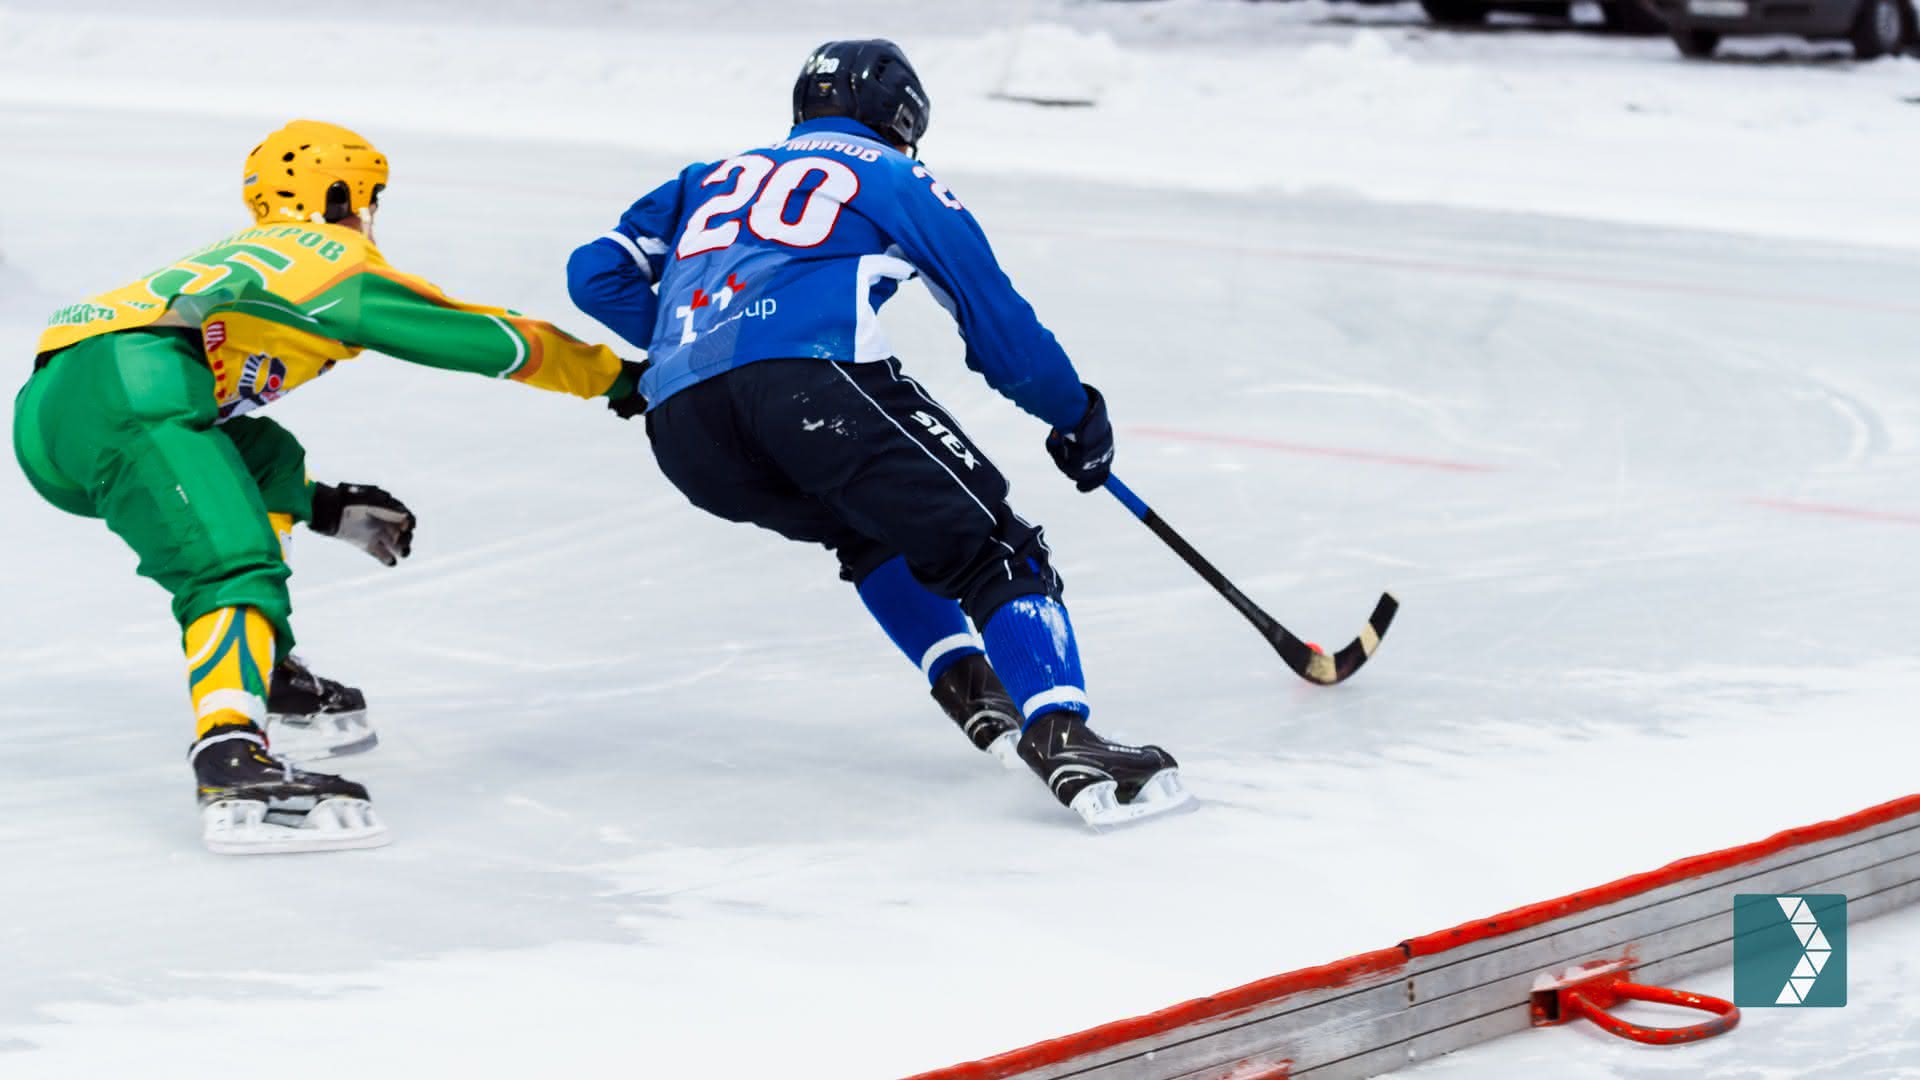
left=36, top=223, right=374, bottom=355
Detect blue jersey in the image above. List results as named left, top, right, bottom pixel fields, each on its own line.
left=566, top=117, right=1089, bottom=430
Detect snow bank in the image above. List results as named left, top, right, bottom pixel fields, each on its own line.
left=1, top=3, right=1917, bottom=249
left=981, top=23, right=1132, bottom=105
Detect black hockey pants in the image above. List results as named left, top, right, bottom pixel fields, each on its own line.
left=645, top=357, right=1060, bottom=625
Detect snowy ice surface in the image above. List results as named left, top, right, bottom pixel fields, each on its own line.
left=2, top=2, right=1919, bottom=1078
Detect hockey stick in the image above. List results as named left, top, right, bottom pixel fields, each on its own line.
left=1103, top=474, right=1397, bottom=686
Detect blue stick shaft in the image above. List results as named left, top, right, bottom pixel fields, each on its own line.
left=1103, top=474, right=1151, bottom=521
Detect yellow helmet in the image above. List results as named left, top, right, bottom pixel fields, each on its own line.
left=243, top=120, right=388, bottom=227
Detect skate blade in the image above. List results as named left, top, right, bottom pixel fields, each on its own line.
left=1068, top=769, right=1197, bottom=831
left=201, top=796, right=391, bottom=855
left=266, top=709, right=379, bottom=763
left=986, top=730, right=1023, bottom=770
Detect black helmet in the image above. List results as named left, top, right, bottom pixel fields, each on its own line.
left=792, top=39, right=930, bottom=155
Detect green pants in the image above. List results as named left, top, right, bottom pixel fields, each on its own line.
left=13, top=330, right=310, bottom=652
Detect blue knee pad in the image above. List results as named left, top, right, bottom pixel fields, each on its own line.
left=980, top=595, right=1088, bottom=726
left=856, top=555, right=981, bottom=685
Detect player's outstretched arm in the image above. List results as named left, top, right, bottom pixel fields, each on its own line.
left=882, top=164, right=1110, bottom=488
left=345, top=247, right=629, bottom=401
left=568, top=175, right=689, bottom=353
left=567, top=241, right=655, bottom=353
left=881, top=165, right=1091, bottom=433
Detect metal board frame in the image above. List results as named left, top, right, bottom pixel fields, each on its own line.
left=908, top=794, right=1920, bottom=1080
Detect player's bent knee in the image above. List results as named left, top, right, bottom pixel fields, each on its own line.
left=962, top=573, right=1060, bottom=631
left=175, top=567, right=295, bottom=658
left=836, top=540, right=900, bottom=586
left=955, top=542, right=1064, bottom=630
left=878, top=512, right=1064, bottom=625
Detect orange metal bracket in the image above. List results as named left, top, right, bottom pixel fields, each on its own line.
left=1530, top=959, right=1739, bottom=1046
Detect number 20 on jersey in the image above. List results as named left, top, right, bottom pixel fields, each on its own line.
left=676, top=154, right=856, bottom=259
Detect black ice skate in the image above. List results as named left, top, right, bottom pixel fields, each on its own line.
left=266, top=653, right=376, bottom=761
left=1017, top=710, right=1193, bottom=828
left=929, top=654, right=1022, bottom=768
left=192, top=723, right=389, bottom=855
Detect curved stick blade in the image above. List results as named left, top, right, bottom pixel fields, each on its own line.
left=1273, top=593, right=1399, bottom=686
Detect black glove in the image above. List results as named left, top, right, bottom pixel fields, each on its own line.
left=309, top=483, right=415, bottom=567
left=1045, top=384, right=1115, bottom=493
left=606, top=359, right=650, bottom=420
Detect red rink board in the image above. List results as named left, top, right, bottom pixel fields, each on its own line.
left=907, top=792, right=1920, bottom=1080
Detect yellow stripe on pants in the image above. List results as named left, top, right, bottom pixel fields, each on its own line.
left=185, top=605, right=275, bottom=737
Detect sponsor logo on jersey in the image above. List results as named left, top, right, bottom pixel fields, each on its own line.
left=44, top=303, right=117, bottom=328
left=911, top=410, right=979, bottom=470
left=237, top=352, right=289, bottom=403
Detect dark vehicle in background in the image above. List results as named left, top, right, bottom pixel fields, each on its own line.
left=1419, top=0, right=1669, bottom=32
left=1652, top=0, right=1912, bottom=55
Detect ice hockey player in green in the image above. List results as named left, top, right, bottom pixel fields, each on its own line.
left=14, top=119, right=643, bottom=855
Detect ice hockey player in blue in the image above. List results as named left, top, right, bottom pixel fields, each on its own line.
left=569, top=39, right=1189, bottom=827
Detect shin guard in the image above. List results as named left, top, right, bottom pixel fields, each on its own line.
left=980, top=595, right=1088, bottom=725
left=857, top=555, right=982, bottom=685
left=184, top=605, right=275, bottom=738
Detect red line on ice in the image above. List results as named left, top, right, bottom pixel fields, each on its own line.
left=1128, top=425, right=1504, bottom=474
left=1744, top=496, right=1920, bottom=527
